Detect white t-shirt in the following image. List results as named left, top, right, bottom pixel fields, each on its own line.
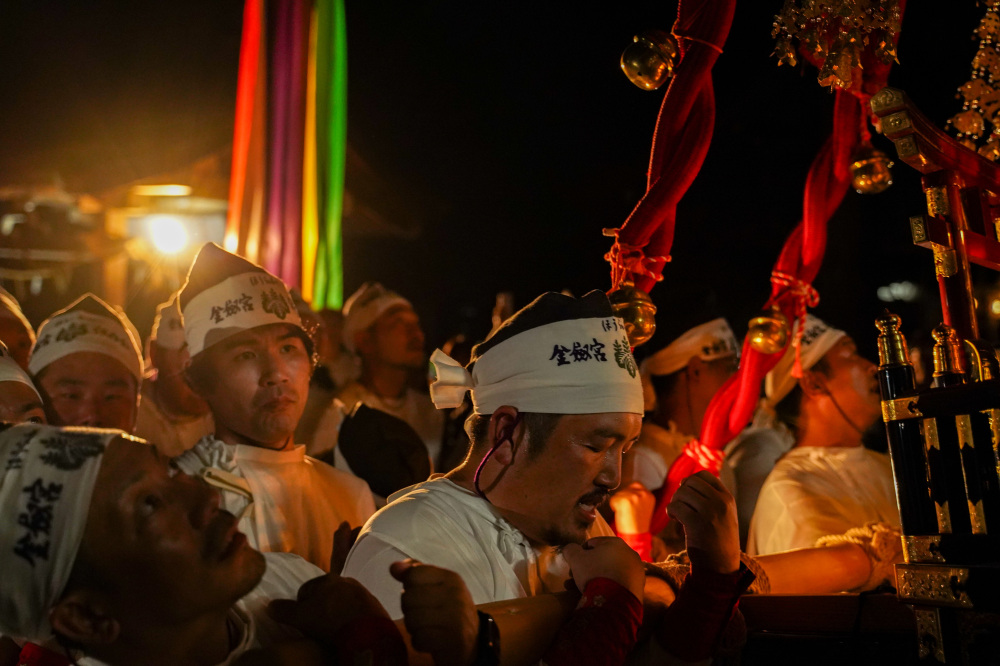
left=747, top=445, right=900, bottom=555
left=134, top=381, right=214, bottom=458
left=341, top=477, right=615, bottom=619
left=176, top=437, right=376, bottom=571
left=337, top=381, right=442, bottom=469
left=78, top=552, right=322, bottom=665
left=622, top=420, right=692, bottom=492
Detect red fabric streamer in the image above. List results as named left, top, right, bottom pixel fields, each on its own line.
left=607, top=0, right=737, bottom=293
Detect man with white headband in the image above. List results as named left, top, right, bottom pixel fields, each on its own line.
left=0, top=342, right=45, bottom=425
left=174, top=243, right=375, bottom=572
left=0, top=288, right=36, bottom=371
left=627, top=316, right=739, bottom=493
left=29, top=294, right=143, bottom=432
left=747, top=314, right=899, bottom=555
left=0, top=423, right=419, bottom=665
left=134, top=294, right=213, bottom=457
left=337, top=282, right=444, bottom=469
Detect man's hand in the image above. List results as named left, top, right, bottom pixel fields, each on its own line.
left=667, top=471, right=740, bottom=575
left=562, top=536, right=644, bottom=600
left=330, top=520, right=361, bottom=574
left=268, top=572, right=390, bottom=641
left=609, top=482, right=655, bottom=535
left=390, top=559, right=479, bottom=666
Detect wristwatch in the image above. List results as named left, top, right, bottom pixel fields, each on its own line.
left=473, top=610, right=500, bottom=666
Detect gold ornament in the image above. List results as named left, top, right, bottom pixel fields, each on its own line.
left=980, top=134, right=1000, bottom=161
left=772, top=0, right=902, bottom=89
left=950, top=1, right=1000, bottom=152
left=747, top=307, right=789, bottom=355
left=621, top=30, right=679, bottom=91
left=608, top=281, right=657, bottom=347
left=850, top=147, right=894, bottom=194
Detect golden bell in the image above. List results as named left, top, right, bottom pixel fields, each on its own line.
left=621, top=30, right=678, bottom=91
left=608, top=282, right=657, bottom=347
left=850, top=147, right=894, bottom=194
left=747, top=308, right=789, bottom=354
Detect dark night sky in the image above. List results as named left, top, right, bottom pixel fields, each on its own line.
left=0, top=1, right=989, bottom=355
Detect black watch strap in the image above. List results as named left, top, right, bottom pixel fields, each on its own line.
left=473, top=610, right=500, bottom=666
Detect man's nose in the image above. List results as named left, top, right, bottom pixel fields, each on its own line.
left=260, top=350, right=290, bottom=385
left=597, top=451, right=623, bottom=491
left=186, top=476, right=222, bottom=529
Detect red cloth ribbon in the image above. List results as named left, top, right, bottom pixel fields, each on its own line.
left=769, top=270, right=820, bottom=377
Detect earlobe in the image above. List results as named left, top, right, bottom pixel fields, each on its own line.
left=798, top=370, right=827, bottom=398
left=49, top=595, right=120, bottom=647
left=488, top=407, right=521, bottom=465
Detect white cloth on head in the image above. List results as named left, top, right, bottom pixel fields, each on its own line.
left=341, top=282, right=412, bottom=352
left=430, top=316, right=643, bottom=416
left=0, top=292, right=35, bottom=345
left=29, top=310, right=143, bottom=382
left=150, top=294, right=185, bottom=351
left=747, top=445, right=900, bottom=555
left=764, top=314, right=845, bottom=405
left=174, top=435, right=376, bottom=571
left=78, top=551, right=322, bottom=666
left=621, top=421, right=693, bottom=492
left=182, top=271, right=303, bottom=357
left=0, top=349, right=41, bottom=401
left=342, top=477, right=615, bottom=619
left=0, top=424, right=122, bottom=641
left=639, top=318, right=738, bottom=412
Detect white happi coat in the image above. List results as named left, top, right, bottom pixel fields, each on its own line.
left=747, top=445, right=900, bottom=555
left=176, top=436, right=376, bottom=571
left=341, top=477, right=615, bottom=619
left=79, top=552, right=323, bottom=665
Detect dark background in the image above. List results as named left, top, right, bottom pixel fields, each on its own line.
left=0, top=1, right=989, bottom=357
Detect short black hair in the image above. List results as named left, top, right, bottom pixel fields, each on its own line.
left=465, top=411, right=563, bottom=460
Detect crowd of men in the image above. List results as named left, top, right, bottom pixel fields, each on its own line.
left=0, top=242, right=903, bottom=665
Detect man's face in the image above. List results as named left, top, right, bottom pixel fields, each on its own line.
left=36, top=351, right=139, bottom=431
left=0, top=317, right=33, bottom=371
left=194, top=323, right=311, bottom=448
left=76, top=437, right=265, bottom=626
left=498, top=412, right=642, bottom=546
left=363, top=305, right=425, bottom=370
left=0, top=382, right=45, bottom=424
left=815, top=337, right=881, bottom=431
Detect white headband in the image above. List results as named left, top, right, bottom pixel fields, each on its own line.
left=638, top=318, right=738, bottom=412
left=431, top=316, right=644, bottom=415
left=183, top=271, right=303, bottom=357
left=29, top=311, right=143, bottom=382
left=0, top=351, right=41, bottom=402
left=150, top=295, right=185, bottom=351
left=0, top=424, right=122, bottom=641
left=342, top=283, right=412, bottom=352
left=764, top=314, right=846, bottom=404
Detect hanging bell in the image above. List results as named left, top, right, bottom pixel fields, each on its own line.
left=747, top=307, right=789, bottom=354
left=850, top=147, right=894, bottom=194
left=620, top=30, right=679, bottom=91
left=608, top=281, right=657, bottom=347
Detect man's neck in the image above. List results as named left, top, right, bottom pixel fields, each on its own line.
left=361, top=363, right=411, bottom=402
left=89, top=608, right=235, bottom=666
left=795, top=410, right=862, bottom=449
left=214, top=423, right=295, bottom=451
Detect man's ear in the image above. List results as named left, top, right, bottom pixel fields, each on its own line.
left=488, top=406, right=522, bottom=465
left=49, top=592, right=120, bottom=647
left=798, top=369, right=828, bottom=398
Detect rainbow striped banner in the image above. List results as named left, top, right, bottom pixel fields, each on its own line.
left=226, top=0, right=347, bottom=309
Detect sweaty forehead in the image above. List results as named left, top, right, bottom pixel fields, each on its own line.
left=556, top=412, right=642, bottom=439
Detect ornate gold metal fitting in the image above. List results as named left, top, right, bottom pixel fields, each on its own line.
left=931, top=242, right=958, bottom=278
left=931, top=324, right=964, bottom=377
left=875, top=310, right=911, bottom=367
left=608, top=281, right=657, bottom=347
left=620, top=30, right=678, bottom=91
left=882, top=396, right=921, bottom=422
left=925, top=186, right=951, bottom=217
